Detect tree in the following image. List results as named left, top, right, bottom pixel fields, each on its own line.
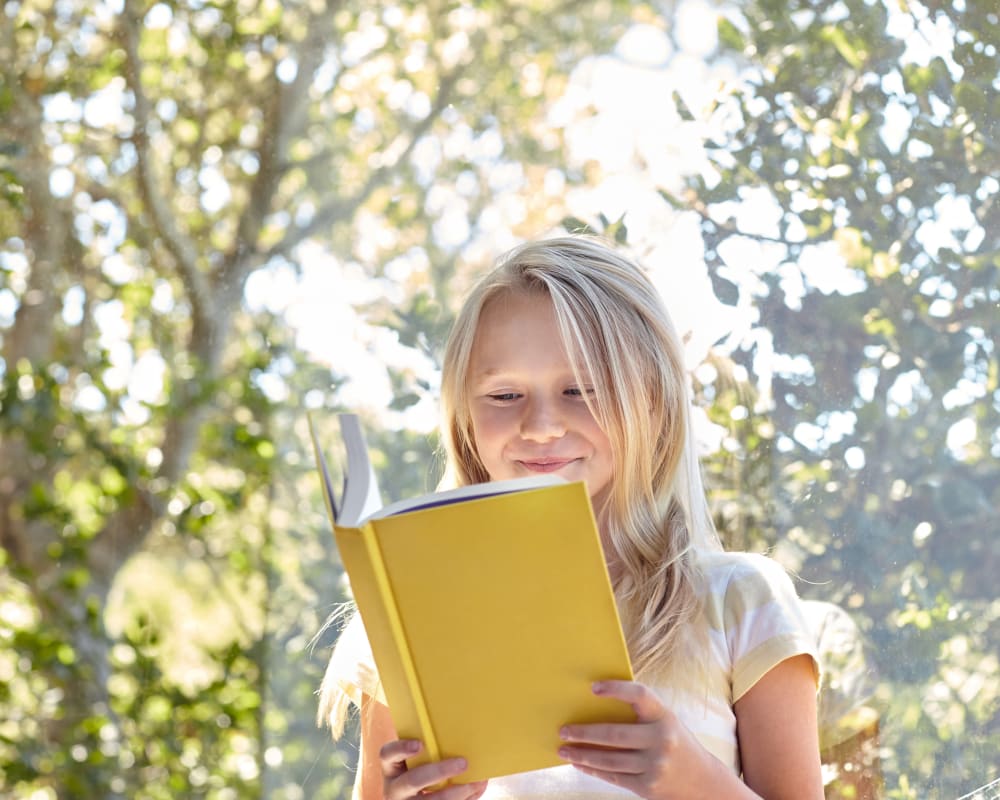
left=4, top=0, right=996, bottom=796
left=0, top=0, right=644, bottom=796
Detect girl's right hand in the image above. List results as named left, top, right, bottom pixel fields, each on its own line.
left=380, top=739, right=489, bottom=800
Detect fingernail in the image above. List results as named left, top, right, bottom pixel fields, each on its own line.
left=405, top=740, right=420, bottom=753
left=558, top=747, right=570, bottom=759
left=592, top=681, right=605, bottom=693
left=558, top=727, right=569, bottom=740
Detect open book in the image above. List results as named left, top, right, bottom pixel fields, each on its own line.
left=309, top=412, right=634, bottom=783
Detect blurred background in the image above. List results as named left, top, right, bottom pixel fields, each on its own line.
left=0, top=0, right=997, bottom=797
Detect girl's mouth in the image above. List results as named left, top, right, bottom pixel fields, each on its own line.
left=518, top=459, right=576, bottom=473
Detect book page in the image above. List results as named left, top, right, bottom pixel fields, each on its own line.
left=372, top=474, right=565, bottom=520
left=337, top=414, right=384, bottom=526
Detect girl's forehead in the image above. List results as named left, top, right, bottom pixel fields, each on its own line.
left=479, top=286, right=549, bottom=313
left=473, top=289, right=555, bottom=336
left=472, top=291, right=557, bottom=347
left=469, top=290, right=596, bottom=376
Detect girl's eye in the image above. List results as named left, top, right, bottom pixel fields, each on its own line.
left=565, top=387, right=595, bottom=398
left=488, top=392, right=520, bottom=402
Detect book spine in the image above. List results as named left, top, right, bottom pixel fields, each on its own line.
left=362, top=524, right=440, bottom=762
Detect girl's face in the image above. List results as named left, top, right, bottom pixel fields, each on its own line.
left=466, top=291, right=615, bottom=506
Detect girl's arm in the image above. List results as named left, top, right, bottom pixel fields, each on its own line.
left=558, top=653, right=823, bottom=800
left=734, top=653, right=824, bottom=800
left=354, top=695, right=488, bottom=800
left=354, top=694, right=395, bottom=800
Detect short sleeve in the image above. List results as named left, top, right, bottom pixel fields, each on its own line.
left=323, top=612, right=387, bottom=706
left=722, top=553, right=821, bottom=702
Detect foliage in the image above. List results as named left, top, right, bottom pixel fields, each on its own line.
left=0, top=0, right=643, bottom=796
left=1, top=0, right=996, bottom=797
left=684, top=0, right=999, bottom=795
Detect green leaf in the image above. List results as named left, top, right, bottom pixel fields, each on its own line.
left=389, top=392, right=420, bottom=411
left=717, top=16, right=745, bottom=53
left=657, top=188, right=685, bottom=210
left=708, top=270, right=739, bottom=306
left=672, top=90, right=695, bottom=122
left=822, top=25, right=865, bottom=70
left=561, top=216, right=596, bottom=235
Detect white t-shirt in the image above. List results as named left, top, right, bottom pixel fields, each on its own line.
left=323, top=550, right=819, bottom=799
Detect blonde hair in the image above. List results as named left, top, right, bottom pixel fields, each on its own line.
left=440, top=235, right=721, bottom=679
left=319, top=235, right=722, bottom=734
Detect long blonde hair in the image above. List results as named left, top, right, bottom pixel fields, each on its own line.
left=440, top=236, right=721, bottom=679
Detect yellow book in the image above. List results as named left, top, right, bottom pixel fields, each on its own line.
left=310, top=413, right=634, bottom=784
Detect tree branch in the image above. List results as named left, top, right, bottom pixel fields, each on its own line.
left=264, top=67, right=462, bottom=263
left=118, top=0, right=213, bottom=329
left=215, top=0, right=346, bottom=299
left=667, top=186, right=826, bottom=250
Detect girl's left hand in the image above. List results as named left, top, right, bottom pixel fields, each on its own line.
left=557, top=680, right=741, bottom=800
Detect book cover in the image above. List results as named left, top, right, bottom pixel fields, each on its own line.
left=310, top=412, right=635, bottom=783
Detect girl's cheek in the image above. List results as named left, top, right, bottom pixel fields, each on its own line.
left=478, top=403, right=517, bottom=427
left=566, top=401, right=599, bottom=425
left=470, top=407, right=511, bottom=449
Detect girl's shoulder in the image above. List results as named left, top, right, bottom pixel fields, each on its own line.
left=694, top=549, right=812, bottom=634
left=694, top=549, right=820, bottom=699
left=695, top=549, right=795, bottom=594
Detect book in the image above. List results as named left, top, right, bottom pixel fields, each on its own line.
left=309, top=412, right=635, bottom=784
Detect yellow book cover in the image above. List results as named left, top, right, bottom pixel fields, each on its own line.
left=310, top=413, right=634, bottom=784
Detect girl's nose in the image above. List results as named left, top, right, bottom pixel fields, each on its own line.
left=520, top=396, right=566, bottom=441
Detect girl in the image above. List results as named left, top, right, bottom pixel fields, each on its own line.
left=319, top=236, right=823, bottom=800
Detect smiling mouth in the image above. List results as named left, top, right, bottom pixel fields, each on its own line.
left=518, top=459, right=577, bottom=473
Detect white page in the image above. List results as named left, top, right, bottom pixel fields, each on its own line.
left=337, top=413, right=384, bottom=526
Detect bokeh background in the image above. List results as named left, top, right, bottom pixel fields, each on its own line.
left=0, top=0, right=997, bottom=797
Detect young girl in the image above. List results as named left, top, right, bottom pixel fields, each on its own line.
left=319, top=236, right=823, bottom=800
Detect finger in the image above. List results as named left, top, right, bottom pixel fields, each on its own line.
left=570, top=763, right=640, bottom=793
left=558, top=743, right=646, bottom=774
left=592, top=680, right=668, bottom=723
left=430, top=779, right=490, bottom=800
left=469, top=780, right=490, bottom=799
left=385, top=757, right=474, bottom=799
left=559, top=720, right=655, bottom=749
left=379, top=739, right=421, bottom=779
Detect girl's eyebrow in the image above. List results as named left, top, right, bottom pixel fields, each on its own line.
left=474, top=366, right=590, bottom=378
left=470, top=367, right=507, bottom=380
